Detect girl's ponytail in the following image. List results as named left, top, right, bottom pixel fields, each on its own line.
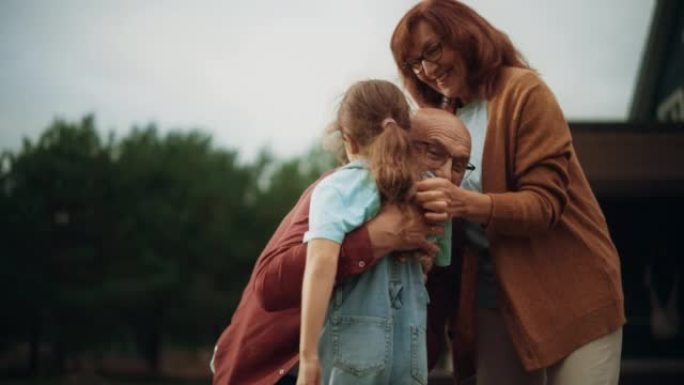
left=367, top=118, right=416, bottom=203
left=331, top=79, right=415, bottom=202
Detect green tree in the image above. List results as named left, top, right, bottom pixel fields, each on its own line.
left=105, top=125, right=259, bottom=370
left=0, top=114, right=337, bottom=377
left=1, top=115, right=114, bottom=373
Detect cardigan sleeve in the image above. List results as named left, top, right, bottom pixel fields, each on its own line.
left=252, top=176, right=378, bottom=312
left=485, top=74, right=571, bottom=236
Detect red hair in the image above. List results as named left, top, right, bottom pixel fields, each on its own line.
left=391, top=0, right=530, bottom=107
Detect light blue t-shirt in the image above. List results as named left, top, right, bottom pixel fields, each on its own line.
left=303, top=159, right=451, bottom=266
left=303, top=160, right=381, bottom=244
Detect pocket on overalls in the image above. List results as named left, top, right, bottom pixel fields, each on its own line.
left=410, top=325, right=428, bottom=385
left=331, top=315, right=390, bottom=377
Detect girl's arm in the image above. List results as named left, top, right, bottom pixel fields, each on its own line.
left=253, top=189, right=437, bottom=312
left=297, top=239, right=341, bottom=385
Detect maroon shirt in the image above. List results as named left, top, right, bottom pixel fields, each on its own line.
left=212, top=174, right=380, bottom=385
left=211, top=173, right=464, bottom=385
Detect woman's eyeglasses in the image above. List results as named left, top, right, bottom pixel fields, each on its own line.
left=403, top=40, right=443, bottom=75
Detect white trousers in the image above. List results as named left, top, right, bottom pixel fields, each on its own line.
left=476, top=308, right=623, bottom=385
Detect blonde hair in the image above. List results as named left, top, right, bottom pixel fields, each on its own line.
left=326, top=80, right=416, bottom=203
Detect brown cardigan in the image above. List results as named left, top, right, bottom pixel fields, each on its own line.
left=450, top=67, right=625, bottom=376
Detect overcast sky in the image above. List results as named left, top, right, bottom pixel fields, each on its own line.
left=0, top=0, right=655, bottom=161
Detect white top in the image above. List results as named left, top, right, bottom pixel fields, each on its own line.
left=457, top=99, right=498, bottom=308
left=457, top=99, right=487, bottom=194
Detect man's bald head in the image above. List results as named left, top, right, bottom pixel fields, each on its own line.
left=411, top=108, right=472, bottom=184
left=411, top=108, right=471, bottom=151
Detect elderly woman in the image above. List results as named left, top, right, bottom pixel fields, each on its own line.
left=211, top=107, right=471, bottom=385
left=390, top=1, right=625, bottom=385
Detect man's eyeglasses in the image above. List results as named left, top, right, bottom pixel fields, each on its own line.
left=413, top=140, right=475, bottom=176
left=403, top=40, right=443, bottom=75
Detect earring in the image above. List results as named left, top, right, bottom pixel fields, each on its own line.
left=440, top=96, right=452, bottom=111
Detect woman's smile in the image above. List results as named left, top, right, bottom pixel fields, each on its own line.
left=435, top=71, right=450, bottom=88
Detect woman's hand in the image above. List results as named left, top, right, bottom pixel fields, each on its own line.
left=296, top=355, right=321, bottom=385
left=414, top=177, right=460, bottom=220
left=414, top=177, right=492, bottom=225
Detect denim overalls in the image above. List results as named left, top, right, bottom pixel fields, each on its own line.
left=318, top=255, right=429, bottom=385
left=304, top=160, right=432, bottom=385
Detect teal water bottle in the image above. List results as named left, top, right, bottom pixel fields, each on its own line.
left=422, top=171, right=452, bottom=267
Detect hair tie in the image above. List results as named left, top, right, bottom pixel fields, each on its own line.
left=382, top=117, right=397, bottom=128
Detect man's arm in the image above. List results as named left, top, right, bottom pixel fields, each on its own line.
left=252, top=178, right=437, bottom=312
left=253, top=222, right=376, bottom=312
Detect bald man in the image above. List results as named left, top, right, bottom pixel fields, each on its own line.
left=212, top=108, right=471, bottom=385
left=408, top=108, right=474, bottom=376
left=411, top=108, right=473, bottom=243
left=412, top=107, right=472, bottom=186
left=409, top=108, right=471, bottom=271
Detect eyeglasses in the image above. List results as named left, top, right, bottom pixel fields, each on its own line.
left=403, top=40, right=443, bottom=74
left=413, top=140, right=474, bottom=176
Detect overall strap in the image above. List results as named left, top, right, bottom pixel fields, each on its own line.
left=388, top=256, right=404, bottom=309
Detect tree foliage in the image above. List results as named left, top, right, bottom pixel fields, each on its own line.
left=0, top=115, right=335, bottom=374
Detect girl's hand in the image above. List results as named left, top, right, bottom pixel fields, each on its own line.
left=296, top=355, right=321, bottom=385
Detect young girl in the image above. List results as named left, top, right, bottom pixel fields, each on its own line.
left=297, top=80, right=449, bottom=385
